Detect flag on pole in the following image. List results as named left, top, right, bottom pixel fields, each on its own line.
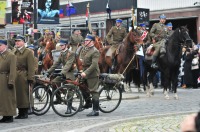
left=106, top=1, right=111, bottom=19
left=59, top=9, right=64, bottom=17
left=86, top=4, right=92, bottom=33
left=66, top=2, right=76, bottom=16
left=86, top=8, right=88, bottom=27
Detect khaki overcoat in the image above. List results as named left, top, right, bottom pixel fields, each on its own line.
left=12, top=46, right=35, bottom=108
left=0, top=50, right=17, bottom=116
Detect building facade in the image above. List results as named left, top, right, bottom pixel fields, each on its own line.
left=4, top=0, right=200, bottom=43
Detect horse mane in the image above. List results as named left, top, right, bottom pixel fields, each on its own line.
left=123, top=30, right=137, bottom=57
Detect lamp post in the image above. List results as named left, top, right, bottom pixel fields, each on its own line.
left=33, top=0, right=38, bottom=43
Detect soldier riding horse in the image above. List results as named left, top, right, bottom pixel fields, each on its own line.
left=144, top=26, right=192, bottom=99
left=99, top=29, right=142, bottom=74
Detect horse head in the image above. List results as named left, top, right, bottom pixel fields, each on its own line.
left=94, top=37, right=104, bottom=52
left=178, top=26, right=193, bottom=48
left=45, top=38, right=55, bottom=52
left=128, top=29, right=142, bottom=45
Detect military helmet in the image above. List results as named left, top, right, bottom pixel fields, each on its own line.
left=139, top=23, right=146, bottom=27
left=15, top=35, right=25, bottom=42
left=116, top=18, right=123, bottom=23
left=159, top=14, right=166, bottom=19
left=166, top=22, right=173, bottom=27
left=59, top=39, right=68, bottom=46
left=0, top=39, right=7, bottom=45
left=85, top=34, right=95, bottom=41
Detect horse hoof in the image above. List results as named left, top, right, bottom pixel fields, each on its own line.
left=174, top=96, right=179, bottom=100
left=165, top=95, right=170, bottom=100
left=146, top=94, right=151, bottom=97
left=138, top=88, right=142, bottom=93
left=174, top=94, right=179, bottom=100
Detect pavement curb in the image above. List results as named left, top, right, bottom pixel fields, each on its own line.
left=70, top=111, right=197, bottom=132
left=122, top=95, right=140, bottom=100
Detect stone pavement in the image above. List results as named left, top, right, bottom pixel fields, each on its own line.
left=0, top=87, right=199, bottom=132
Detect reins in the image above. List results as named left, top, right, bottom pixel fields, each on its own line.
left=122, top=54, right=136, bottom=75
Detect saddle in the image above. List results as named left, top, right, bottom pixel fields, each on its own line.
left=114, top=43, right=123, bottom=56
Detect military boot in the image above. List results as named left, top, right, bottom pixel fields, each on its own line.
left=87, top=99, right=99, bottom=116
left=15, top=108, right=23, bottom=119
left=4, top=116, right=13, bottom=123
left=65, top=100, right=72, bottom=114
left=53, top=92, right=61, bottom=104
left=82, top=91, right=92, bottom=109
left=111, top=57, right=117, bottom=71
left=151, top=56, right=158, bottom=69
left=0, top=116, right=7, bottom=123
left=83, top=99, right=92, bottom=109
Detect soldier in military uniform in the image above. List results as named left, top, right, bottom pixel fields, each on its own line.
left=166, top=22, right=174, bottom=37
left=46, top=39, right=76, bottom=111
left=69, top=29, right=84, bottom=52
left=27, top=44, right=38, bottom=74
left=106, top=18, right=127, bottom=70
left=80, top=34, right=100, bottom=116
left=12, top=35, right=35, bottom=119
left=0, top=40, right=16, bottom=123
left=150, top=14, right=168, bottom=68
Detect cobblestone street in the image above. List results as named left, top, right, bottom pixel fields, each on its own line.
left=0, top=87, right=200, bottom=132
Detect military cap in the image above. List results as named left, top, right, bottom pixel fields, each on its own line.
left=85, top=34, right=95, bottom=41
left=140, top=23, right=146, bottom=27
left=159, top=14, right=166, bottom=19
left=15, top=35, right=25, bottom=42
left=27, top=44, right=35, bottom=50
left=166, top=22, right=173, bottom=27
left=116, top=18, right=123, bottom=23
left=0, top=39, right=7, bottom=45
left=59, top=39, right=68, bottom=45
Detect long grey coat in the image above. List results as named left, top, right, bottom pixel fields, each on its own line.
left=0, top=50, right=17, bottom=116
left=12, top=46, right=35, bottom=108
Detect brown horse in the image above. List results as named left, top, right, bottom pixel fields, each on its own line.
left=94, top=36, right=104, bottom=51
left=99, top=29, right=142, bottom=74
left=38, top=36, right=55, bottom=73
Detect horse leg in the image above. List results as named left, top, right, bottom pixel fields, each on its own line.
left=171, top=70, right=179, bottom=100
left=105, top=56, right=112, bottom=73
left=148, top=70, right=156, bottom=96
left=163, top=73, right=170, bottom=100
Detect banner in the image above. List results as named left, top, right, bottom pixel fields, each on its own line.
left=12, top=0, right=33, bottom=24
left=137, top=8, right=150, bottom=28
left=0, top=1, right=6, bottom=25
left=66, top=2, right=76, bottom=16
left=37, top=0, right=60, bottom=24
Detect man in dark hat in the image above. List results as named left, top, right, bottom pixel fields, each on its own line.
left=12, top=35, right=35, bottom=119
left=46, top=39, right=76, bottom=108
left=69, top=29, right=84, bottom=51
left=79, top=34, right=100, bottom=116
left=0, top=39, right=17, bottom=123
left=106, top=18, right=127, bottom=70
left=150, top=14, right=168, bottom=68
